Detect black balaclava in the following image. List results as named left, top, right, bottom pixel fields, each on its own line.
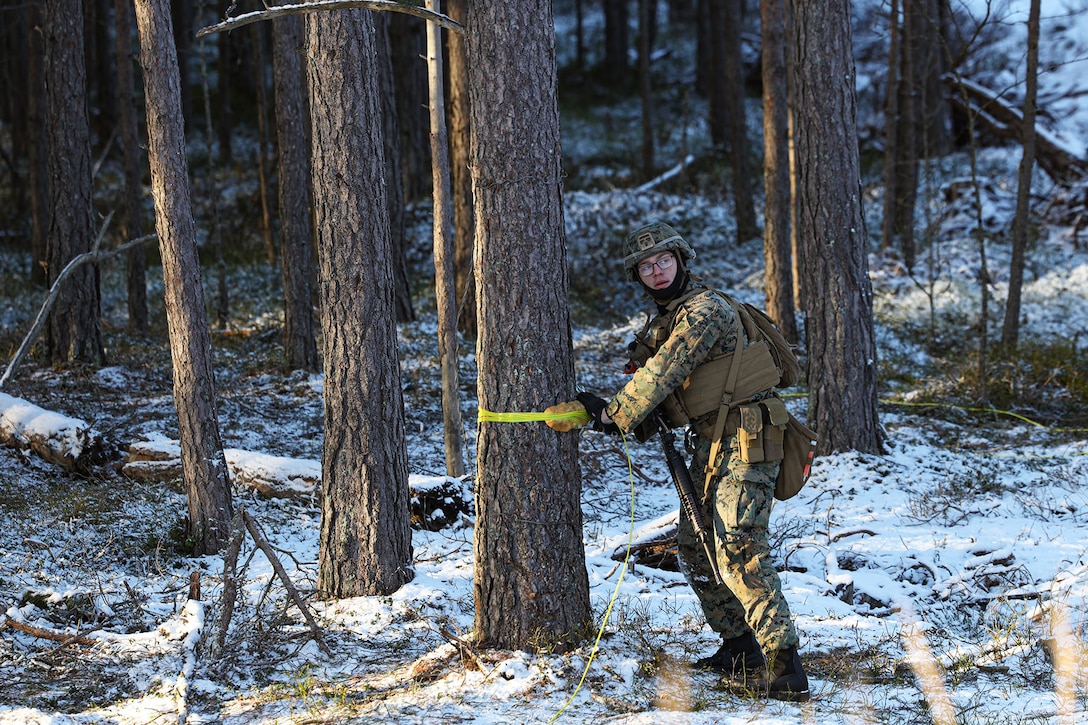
left=641, top=254, right=691, bottom=309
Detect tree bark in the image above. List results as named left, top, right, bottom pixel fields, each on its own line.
left=724, top=0, right=757, bottom=242
left=466, top=0, right=591, bottom=652
left=135, top=0, right=234, bottom=554
left=426, top=0, right=466, bottom=479
left=1001, top=0, right=1041, bottom=352
left=308, top=5, right=413, bottom=598
left=375, top=14, right=414, bottom=324
left=639, top=0, right=654, bottom=179
left=115, top=0, right=150, bottom=335
left=390, top=13, right=431, bottom=203
left=27, top=0, right=50, bottom=288
left=272, top=9, right=318, bottom=372
left=43, top=0, right=104, bottom=367
left=791, top=0, right=882, bottom=456
left=446, top=0, right=476, bottom=340
left=760, top=0, right=797, bottom=344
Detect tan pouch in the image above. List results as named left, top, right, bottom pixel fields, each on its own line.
left=760, top=397, right=789, bottom=461
left=738, top=404, right=765, bottom=462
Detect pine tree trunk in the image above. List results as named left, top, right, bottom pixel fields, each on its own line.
left=791, top=0, right=882, bottom=456
left=135, top=0, right=233, bottom=554
left=426, top=0, right=466, bottom=478
left=272, top=10, right=318, bottom=372
left=251, top=23, right=276, bottom=266
left=639, top=0, right=655, bottom=178
left=115, top=0, right=150, bottom=335
left=446, top=0, right=476, bottom=340
left=724, top=0, right=757, bottom=242
left=466, top=0, right=591, bottom=652
left=375, top=14, right=414, bottom=324
left=390, top=14, right=431, bottom=203
left=603, top=0, right=629, bottom=77
left=43, top=0, right=104, bottom=366
left=760, top=0, right=797, bottom=344
left=27, top=0, right=50, bottom=288
left=308, top=5, right=413, bottom=598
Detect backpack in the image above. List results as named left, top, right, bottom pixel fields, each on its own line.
left=728, top=297, right=801, bottom=389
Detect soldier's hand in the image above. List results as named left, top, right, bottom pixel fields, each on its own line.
left=576, top=392, right=620, bottom=435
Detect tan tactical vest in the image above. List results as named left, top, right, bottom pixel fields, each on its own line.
left=628, top=287, right=781, bottom=437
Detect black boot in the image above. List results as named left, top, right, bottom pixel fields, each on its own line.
left=701, top=631, right=766, bottom=687
left=767, top=647, right=810, bottom=702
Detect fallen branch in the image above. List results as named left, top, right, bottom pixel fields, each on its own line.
left=633, top=154, right=695, bottom=193
left=0, top=223, right=157, bottom=390
left=943, top=74, right=1088, bottom=185
left=1, top=613, right=99, bottom=646
left=196, top=0, right=463, bottom=38
left=241, top=509, right=332, bottom=656
left=216, top=512, right=246, bottom=650
left=437, top=625, right=486, bottom=672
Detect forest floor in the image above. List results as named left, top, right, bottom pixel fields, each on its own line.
left=1, top=173, right=1088, bottom=724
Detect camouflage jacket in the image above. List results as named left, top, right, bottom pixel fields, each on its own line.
left=606, top=286, right=743, bottom=433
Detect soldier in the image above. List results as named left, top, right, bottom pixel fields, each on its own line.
left=577, top=221, right=810, bottom=701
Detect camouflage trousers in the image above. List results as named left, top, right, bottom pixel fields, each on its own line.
left=677, top=431, right=799, bottom=652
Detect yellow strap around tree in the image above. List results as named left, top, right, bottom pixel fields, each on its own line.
left=477, top=407, right=591, bottom=426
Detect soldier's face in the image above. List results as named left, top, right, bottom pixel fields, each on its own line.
left=637, top=252, right=678, bottom=290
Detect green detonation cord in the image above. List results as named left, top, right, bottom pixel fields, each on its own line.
left=477, top=406, right=635, bottom=722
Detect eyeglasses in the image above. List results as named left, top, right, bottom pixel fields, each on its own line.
left=637, top=255, right=675, bottom=277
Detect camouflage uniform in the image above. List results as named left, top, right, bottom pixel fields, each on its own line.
left=605, top=288, right=799, bottom=653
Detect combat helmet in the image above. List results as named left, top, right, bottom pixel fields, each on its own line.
left=622, top=222, right=696, bottom=280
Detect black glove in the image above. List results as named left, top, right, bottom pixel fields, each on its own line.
left=576, top=392, right=620, bottom=435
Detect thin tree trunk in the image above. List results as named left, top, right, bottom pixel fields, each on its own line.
left=724, top=0, right=757, bottom=242
left=639, top=0, right=654, bottom=179
left=706, top=2, right=727, bottom=147
left=251, top=23, right=276, bottom=265
left=1001, top=0, right=1040, bottom=351
left=27, top=0, right=50, bottom=288
left=446, top=0, right=476, bottom=340
left=760, top=0, right=797, bottom=344
left=390, top=13, right=431, bottom=203
left=43, top=0, right=104, bottom=366
left=881, top=0, right=902, bottom=255
left=426, top=0, right=466, bottom=479
left=375, top=14, right=414, bottom=324
left=115, top=0, right=150, bottom=334
left=308, top=4, right=413, bottom=598
left=135, top=0, right=234, bottom=554
left=466, top=0, right=591, bottom=652
left=603, top=0, right=629, bottom=77
left=272, top=8, right=318, bottom=371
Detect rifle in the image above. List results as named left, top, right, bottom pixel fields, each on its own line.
left=652, top=410, right=724, bottom=586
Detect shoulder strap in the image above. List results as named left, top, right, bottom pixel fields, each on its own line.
left=702, top=297, right=745, bottom=498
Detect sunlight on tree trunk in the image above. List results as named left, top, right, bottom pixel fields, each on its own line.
left=467, top=0, right=591, bottom=652
left=791, top=0, right=882, bottom=456
left=134, top=0, right=233, bottom=554
left=308, top=4, right=413, bottom=598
